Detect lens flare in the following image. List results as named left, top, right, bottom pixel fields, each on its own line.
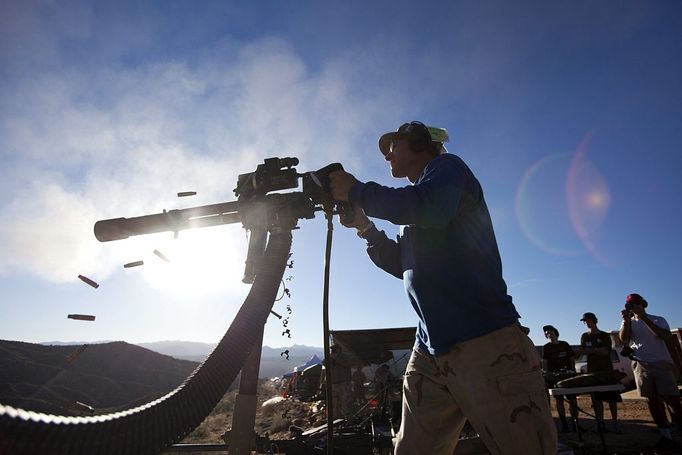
left=567, top=131, right=611, bottom=263
left=515, top=153, right=583, bottom=256
left=516, top=132, right=612, bottom=261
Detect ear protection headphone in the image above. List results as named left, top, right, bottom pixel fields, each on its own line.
left=401, top=121, right=440, bottom=156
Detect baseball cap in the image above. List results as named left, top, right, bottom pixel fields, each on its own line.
left=580, top=312, right=598, bottom=322
left=626, top=293, right=648, bottom=308
left=378, top=121, right=450, bottom=156
left=542, top=325, right=559, bottom=337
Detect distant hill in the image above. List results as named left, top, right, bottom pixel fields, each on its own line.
left=136, top=340, right=322, bottom=358
left=31, top=340, right=323, bottom=382
left=0, top=340, right=198, bottom=416
left=136, top=341, right=323, bottom=379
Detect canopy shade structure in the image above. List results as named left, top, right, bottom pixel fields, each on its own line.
left=330, top=327, right=416, bottom=365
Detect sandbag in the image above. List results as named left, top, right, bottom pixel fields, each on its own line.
left=542, top=370, right=578, bottom=388
left=555, top=370, right=626, bottom=388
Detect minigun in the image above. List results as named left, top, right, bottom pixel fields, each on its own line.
left=94, top=157, right=354, bottom=283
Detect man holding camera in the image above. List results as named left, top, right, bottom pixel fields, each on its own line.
left=619, top=293, right=682, bottom=449
left=329, top=121, right=556, bottom=455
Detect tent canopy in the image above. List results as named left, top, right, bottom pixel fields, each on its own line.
left=330, top=327, right=416, bottom=365
left=294, top=354, right=322, bottom=373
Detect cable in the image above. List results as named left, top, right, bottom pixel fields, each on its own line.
left=275, top=279, right=286, bottom=301
left=321, top=209, right=335, bottom=455
left=0, top=231, right=293, bottom=455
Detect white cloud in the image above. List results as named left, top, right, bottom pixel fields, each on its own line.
left=0, top=34, right=404, bottom=285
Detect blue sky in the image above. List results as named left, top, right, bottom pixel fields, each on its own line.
left=1, top=1, right=681, bottom=351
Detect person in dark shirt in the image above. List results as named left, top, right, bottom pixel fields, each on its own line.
left=579, top=312, right=622, bottom=433
left=329, top=345, right=353, bottom=418
left=541, top=325, right=578, bottom=433
left=351, top=367, right=366, bottom=405
left=329, top=121, right=556, bottom=454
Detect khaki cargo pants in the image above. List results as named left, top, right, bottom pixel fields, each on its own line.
left=394, top=324, right=557, bottom=455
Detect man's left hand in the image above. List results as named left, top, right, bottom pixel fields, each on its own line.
left=329, top=170, right=357, bottom=202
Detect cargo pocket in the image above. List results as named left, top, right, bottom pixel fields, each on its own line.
left=497, top=370, right=546, bottom=396
left=497, top=370, right=547, bottom=424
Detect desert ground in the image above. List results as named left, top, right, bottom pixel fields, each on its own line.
left=549, top=388, right=682, bottom=455
left=175, top=382, right=682, bottom=454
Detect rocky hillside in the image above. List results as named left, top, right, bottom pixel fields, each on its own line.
left=0, top=339, right=198, bottom=416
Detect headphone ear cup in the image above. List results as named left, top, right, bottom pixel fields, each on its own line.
left=408, top=136, right=433, bottom=154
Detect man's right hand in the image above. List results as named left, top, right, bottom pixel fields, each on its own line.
left=620, top=309, right=632, bottom=321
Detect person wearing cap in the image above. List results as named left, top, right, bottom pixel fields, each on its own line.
left=541, top=325, right=579, bottom=433
left=619, top=293, right=682, bottom=449
left=328, top=121, right=556, bottom=455
left=578, top=312, right=622, bottom=434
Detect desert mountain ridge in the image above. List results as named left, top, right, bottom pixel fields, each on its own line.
left=40, top=339, right=323, bottom=359
left=0, top=339, right=197, bottom=416
left=1, top=339, right=322, bottom=416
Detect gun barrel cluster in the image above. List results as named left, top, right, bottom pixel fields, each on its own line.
left=94, top=200, right=241, bottom=242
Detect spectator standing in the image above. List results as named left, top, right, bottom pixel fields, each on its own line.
left=329, top=345, right=353, bottom=418
left=351, top=367, right=366, bottom=406
left=579, top=312, right=622, bottom=433
left=373, top=364, right=392, bottom=409
left=620, top=293, right=682, bottom=450
left=542, top=325, right=579, bottom=433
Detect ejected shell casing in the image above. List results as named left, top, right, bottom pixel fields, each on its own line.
left=153, top=249, right=170, bottom=263
left=123, top=260, right=144, bottom=268
left=68, top=314, right=96, bottom=321
left=77, top=274, right=99, bottom=288
left=177, top=191, right=197, bottom=197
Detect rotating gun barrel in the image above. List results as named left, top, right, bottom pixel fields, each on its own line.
left=94, top=201, right=241, bottom=242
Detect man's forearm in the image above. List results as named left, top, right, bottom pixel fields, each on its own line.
left=619, top=323, right=630, bottom=345
left=363, top=227, right=403, bottom=279
left=352, top=182, right=464, bottom=228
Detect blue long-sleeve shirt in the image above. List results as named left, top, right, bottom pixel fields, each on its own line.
left=349, top=153, right=519, bottom=355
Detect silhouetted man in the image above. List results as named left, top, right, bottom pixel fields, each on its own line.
left=541, top=324, right=578, bottom=433
left=620, top=293, right=681, bottom=450
left=579, top=312, right=622, bottom=433
left=329, top=121, right=556, bottom=455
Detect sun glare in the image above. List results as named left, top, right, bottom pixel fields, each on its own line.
left=586, top=191, right=608, bottom=209
left=135, top=227, right=248, bottom=296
